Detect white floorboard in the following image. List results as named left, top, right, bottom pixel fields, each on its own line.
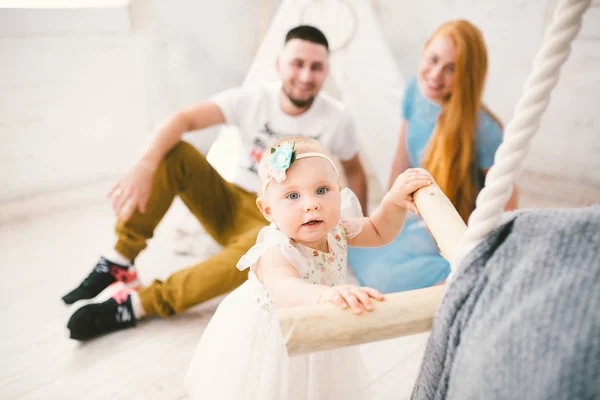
left=1, top=176, right=597, bottom=399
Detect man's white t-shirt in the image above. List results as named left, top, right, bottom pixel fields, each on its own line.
left=211, top=81, right=359, bottom=194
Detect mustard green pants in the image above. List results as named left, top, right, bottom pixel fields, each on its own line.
left=115, top=142, right=268, bottom=318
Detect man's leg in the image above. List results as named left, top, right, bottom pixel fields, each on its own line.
left=115, top=141, right=242, bottom=258
left=66, top=212, right=266, bottom=340
left=63, top=141, right=242, bottom=304
left=139, top=225, right=265, bottom=317
left=66, top=143, right=268, bottom=339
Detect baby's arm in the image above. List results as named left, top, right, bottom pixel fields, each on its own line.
left=256, top=247, right=383, bottom=314
left=348, top=168, right=433, bottom=248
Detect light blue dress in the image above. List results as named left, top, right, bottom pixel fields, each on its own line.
left=348, top=76, right=503, bottom=293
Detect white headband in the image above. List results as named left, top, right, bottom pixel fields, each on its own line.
left=262, top=152, right=338, bottom=195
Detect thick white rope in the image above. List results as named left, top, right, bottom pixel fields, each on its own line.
left=453, top=0, right=592, bottom=270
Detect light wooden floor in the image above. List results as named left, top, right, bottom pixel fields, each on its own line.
left=1, top=173, right=598, bottom=399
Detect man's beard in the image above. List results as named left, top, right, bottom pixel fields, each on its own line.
left=283, top=86, right=315, bottom=108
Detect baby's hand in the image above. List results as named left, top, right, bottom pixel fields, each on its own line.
left=318, top=285, right=384, bottom=314
left=385, top=168, right=434, bottom=215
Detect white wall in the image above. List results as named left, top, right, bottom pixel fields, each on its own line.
left=1, top=0, right=599, bottom=202
left=0, top=0, right=275, bottom=202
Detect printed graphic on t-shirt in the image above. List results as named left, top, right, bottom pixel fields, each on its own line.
left=247, top=122, right=322, bottom=174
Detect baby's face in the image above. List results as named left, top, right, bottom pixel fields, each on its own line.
left=263, top=157, right=340, bottom=249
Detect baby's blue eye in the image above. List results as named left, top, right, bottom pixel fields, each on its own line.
left=316, top=187, right=328, bottom=195
left=287, top=193, right=300, bottom=200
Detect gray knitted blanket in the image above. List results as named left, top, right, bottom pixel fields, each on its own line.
left=412, top=207, right=600, bottom=399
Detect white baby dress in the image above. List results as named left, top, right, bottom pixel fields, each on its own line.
left=185, top=189, right=367, bottom=400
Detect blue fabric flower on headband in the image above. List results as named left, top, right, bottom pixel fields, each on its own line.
left=268, top=142, right=296, bottom=183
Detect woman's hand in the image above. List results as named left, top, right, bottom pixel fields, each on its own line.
left=107, top=160, right=156, bottom=221
left=318, top=285, right=384, bottom=314
left=385, top=168, right=434, bottom=215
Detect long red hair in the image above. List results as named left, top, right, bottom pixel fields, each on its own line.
left=421, top=20, right=502, bottom=222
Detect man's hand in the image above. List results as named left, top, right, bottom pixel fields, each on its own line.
left=107, top=161, right=156, bottom=221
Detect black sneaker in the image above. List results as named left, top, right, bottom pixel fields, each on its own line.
left=61, top=256, right=140, bottom=305
left=67, top=283, right=137, bottom=341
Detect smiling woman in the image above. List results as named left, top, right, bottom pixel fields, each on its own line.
left=348, top=20, right=518, bottom=294
left=418, top=35, right=456, bottom=101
